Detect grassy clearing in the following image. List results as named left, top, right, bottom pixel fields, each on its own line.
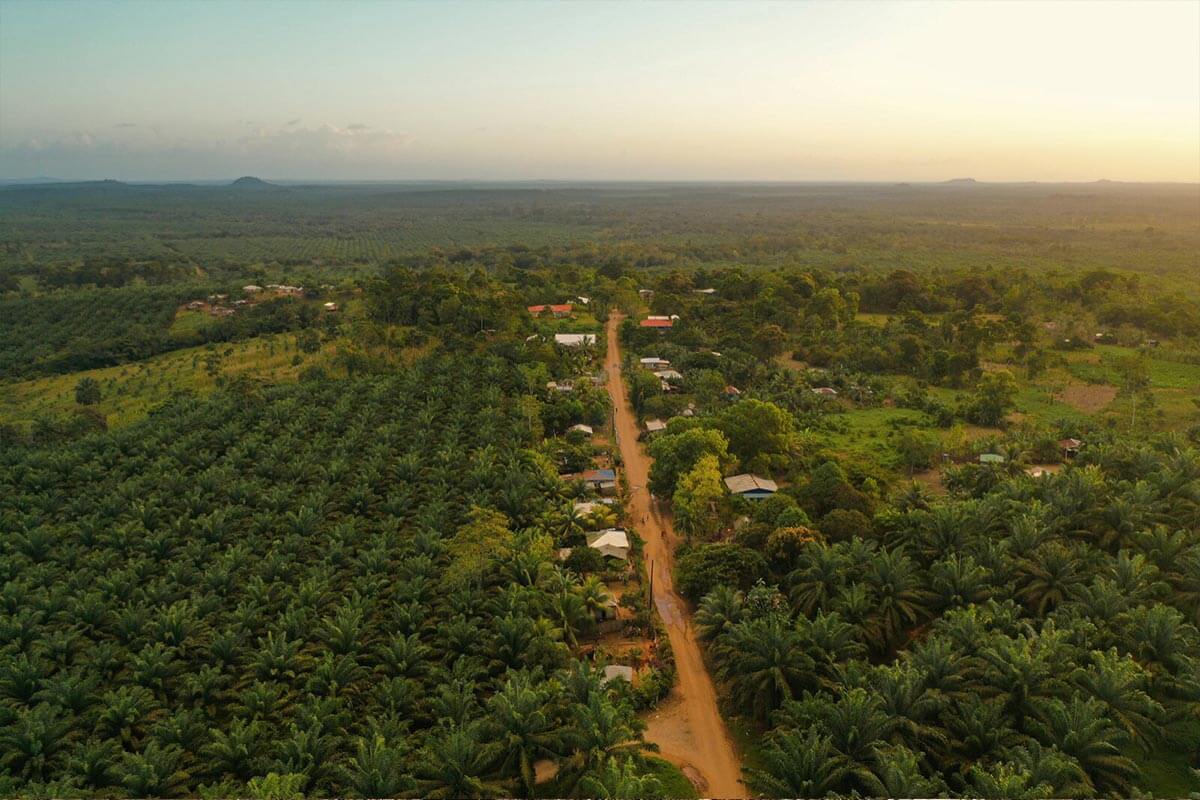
left=641, top=756, right=701, bottom=799
left=167, top=308, right=216, bottom=338
left=0, top=332, right=336, bottom=429
left=1134, top=720, right=1200, bottom=796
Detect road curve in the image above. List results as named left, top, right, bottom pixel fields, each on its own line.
left=604, top=313, right=746, bottom=799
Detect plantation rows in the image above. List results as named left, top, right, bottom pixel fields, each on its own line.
left=0, top=354, right=655, bottom=797
left=698, top=440, right=1200, bottom=797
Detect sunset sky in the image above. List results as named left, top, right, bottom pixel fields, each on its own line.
left=1, top=0, right=1197, bottom=182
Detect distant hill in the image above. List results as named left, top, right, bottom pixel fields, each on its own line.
left=0, top=176, right=63, bottom=186
left=229, top=176, right=277, bottom=189
left=944, top=177, right=978, bottom=185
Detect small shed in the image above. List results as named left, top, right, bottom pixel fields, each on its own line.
left=724, top=474, right=778, bottom=499
left=644, top=419, right=667, bottom=435
left=1059, top=438, right=1083, bottom=458
left=693, top=288, right=716, bottom=295
left=639, top=357, right=670, bottom=369
left=640, top=318, right=673, bottom=329
left=653, top=369, right=683, bottom=382
left=323, top=302, right=338, bottom=311
left=569, top=423, right=594, bottom=436
left=979, top=453, right=1005, bottom=464
left=602, top=664, right=634, bottom=686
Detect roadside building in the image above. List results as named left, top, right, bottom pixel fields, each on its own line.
left=569, top=423, right=594, bottom=436
left=644, top=419, right=667, bottom=435
left=554, top=333, right=597, bottom=347
left=640, top=318, right=673, bottom=330
left=564, top=468, right=618, bottom=495
left=639, top=357, right=670, bottom=369
left=586, top=528, right=630, bottom=560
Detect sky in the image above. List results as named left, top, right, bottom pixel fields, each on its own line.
left=1, top=0, right=1197, bottom=182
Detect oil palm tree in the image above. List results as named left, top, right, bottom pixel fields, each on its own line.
left=744, top=729, right=849, bottom=798
left=1033, top=696, right=1138, bottom=797
left=482, top=671, right=568, bottom=798
left=714, top=614, right=813, bottom=723
left=414, top=725, right=508, bottom=799
left=578, top=756, right=663, bottom=799
left=695, top=584, right=746, bottom=642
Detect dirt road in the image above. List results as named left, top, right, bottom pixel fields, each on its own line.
left=604, top=314, right=746, bottom=799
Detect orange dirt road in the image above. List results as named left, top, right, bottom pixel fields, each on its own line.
left=604, top=314, right=746, bottom=799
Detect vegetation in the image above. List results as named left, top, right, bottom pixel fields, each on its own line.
left=1, top=181, right=1198, bottom=797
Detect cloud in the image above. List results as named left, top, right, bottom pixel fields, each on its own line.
left=0, top=122, right=417, bottom=179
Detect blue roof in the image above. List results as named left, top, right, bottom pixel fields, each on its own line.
left=585, top=468, right=616, bottom=481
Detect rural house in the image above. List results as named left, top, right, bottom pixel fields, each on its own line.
left=724, top=473, right=778, bottom=499
left=554, top=333, right=596, bottom=347
left=586, top=528, right=630, bottom=560
left=528, top=303, right=573, bottom=318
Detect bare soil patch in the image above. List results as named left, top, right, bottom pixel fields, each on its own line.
left=1061, top=382, right=1118, bottom=413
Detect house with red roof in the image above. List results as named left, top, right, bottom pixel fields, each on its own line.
left=528, top=304, right=574, bottom=318
left=640, top=318, right=673, bottom=329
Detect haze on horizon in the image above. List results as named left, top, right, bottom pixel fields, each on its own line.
left=1, top=0, right=1197, bottom=184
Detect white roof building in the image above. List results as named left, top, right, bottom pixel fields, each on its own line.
left=569, top=424, right=594, bottom=435
left=555, top=333, right=597, bottom=347
left=654, top=369, right=683, bottom=381
left=639, top=357, right=670, bottom=369
left=645, top=419, right=667, bottom=434
left=602, top=665, right=634, bottom=685
left=586, top=528, right=630, bottom=560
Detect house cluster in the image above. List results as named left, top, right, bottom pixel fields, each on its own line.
left=266, top=284, right=304, bottom=296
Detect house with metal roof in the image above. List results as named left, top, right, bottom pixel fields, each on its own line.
left=586, top=528, right=630, bottom=560
left=724, top=474, right=778, bottom=499
left=554, top=333, right=597, bottom=347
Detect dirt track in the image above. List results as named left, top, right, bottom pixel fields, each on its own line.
left=604, top=314, right=746, bottom=799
